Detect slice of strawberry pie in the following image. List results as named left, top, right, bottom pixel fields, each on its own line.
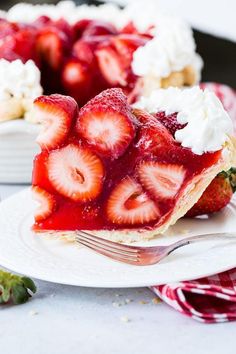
left=32, top=87, right=236, bottom=242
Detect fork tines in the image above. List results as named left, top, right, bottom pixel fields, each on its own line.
left=75, top=230, right=140, bottom=264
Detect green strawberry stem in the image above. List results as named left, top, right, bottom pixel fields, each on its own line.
left=0, top=269, right=36, bottom=305
left=228, top=167, right=236, bottom=193
left=219, top=167, right=236, bottom=193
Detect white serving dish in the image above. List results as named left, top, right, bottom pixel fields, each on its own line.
left=0, top=120, right=40, bottom=184
left=1, top=188, right=236, bottom=287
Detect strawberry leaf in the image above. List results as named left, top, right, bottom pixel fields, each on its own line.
left=21, top=277, right=37, bottom=294
left=229, top=167, right=236, bottom=193
left=1, top=285, right=11, bottom=303
left=12, top=284, right=30, bottom=305
left=0, top=269, right=37, bottom=305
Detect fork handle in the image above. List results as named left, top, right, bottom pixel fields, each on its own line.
left=166, top=232, right=236, bottom=256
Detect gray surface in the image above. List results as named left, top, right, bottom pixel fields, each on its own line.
left=0, top=185, right=235, bottom=354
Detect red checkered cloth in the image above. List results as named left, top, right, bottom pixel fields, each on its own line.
left=151, top=268, right=236, bottom=323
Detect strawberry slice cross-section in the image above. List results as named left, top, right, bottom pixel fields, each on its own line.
left=34, top=94, right=78, bottom=151
left=95, top=46, right=127, bottom=87
left=138, top=162, right=186, bottom=200
left=32, top=186, right=56, bottom=222
left=76, top=88, right=137, bottom=159
left=48, top=144, right=105, bottom=202
left=36, top=26, right=70, bottom=70
left=106, top=177, right=160, bottom=225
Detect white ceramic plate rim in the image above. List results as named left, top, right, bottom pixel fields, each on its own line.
left=0, top=119, right=39, bottom=135
left=1, top=188, right=236, bottom=288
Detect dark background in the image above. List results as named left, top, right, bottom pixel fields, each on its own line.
left=1, top=0, right=235, bottom=88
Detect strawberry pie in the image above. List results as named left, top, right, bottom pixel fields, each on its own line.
left=32, top=87, right=236, bottom=242
left=0, top=0, right=202, bottom=121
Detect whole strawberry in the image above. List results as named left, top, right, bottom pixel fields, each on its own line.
left=187, top=168, right=236, bottom=217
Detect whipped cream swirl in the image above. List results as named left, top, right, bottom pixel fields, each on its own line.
left=0, top=59, right=42, bottom=101
left=134, top=87, right=233, bottom=155
left=0, top=59, right=43, bottom=121
left=131, top=15, right=202, bottom=80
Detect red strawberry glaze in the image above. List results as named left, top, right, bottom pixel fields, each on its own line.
left=32, top=89, right=222, bottom=232
left=154, top=111, right=186, bottom=137
left=73, top=19, right=117, bottom=39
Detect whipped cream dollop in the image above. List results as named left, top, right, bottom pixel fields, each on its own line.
left=0, top=59, right=42, bottom=101
left=131, top=15, right=202, bottom=80
left=134, top=87, right=233, bottom=155
left=0, top=59, right=43, bottom=122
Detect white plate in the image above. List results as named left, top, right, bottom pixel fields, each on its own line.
left=1, top=188, right=236, bottom=288
left=0, top=120, right=40, bottom=183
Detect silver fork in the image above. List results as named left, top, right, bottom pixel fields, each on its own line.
left=75, top=231, right=236, bottom=266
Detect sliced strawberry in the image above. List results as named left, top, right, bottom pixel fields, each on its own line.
left=33, top=15, right=52, bottom=28
left=82, top=20, right=117, bottom=37
left=62, top=59, right=88, bottom=86
left=127, top=78, right=144, bottom=104
left=76, top=88, right=137, bottom=158
left=15, top=29, right=39, bottom=63
left=95, top=46, right=127, bottom=86
left=73, top=39, right=95, bottom=65
left=32, top=186, right=56, bottom=222
left=34, top=94, right=78, bottom=151
left=34, top=17, right=74, bottom=40
left=32, top=151, right=53, bottom=193
left=111, top=34, right=148, bottom=67
left=73, top=36, right=110, bottom=68
left=133, top=109, right=174, bottom=154
left=53, top=19, right=74, bottom=42
left=138, top=162, right=186, bottom=200
left=62, top=58, right=92, bottom=104
left=73, top=19, right=93, bottom=39
left=48, top=144, right=104, bottom=202
left=36, top=28, right=69, bottom=70
left=121, top=21, right=153, bottom=39
left=0, top=35, right=21, bottom=62
left=0, top=19, right=19, bottom=39
left=106, top=177, right=159, bottom=225
left=0, top=28, right=38, bottom=63
left=121, top=22, right=139, bottom=35
left=154, top=111, right=186, bottom=137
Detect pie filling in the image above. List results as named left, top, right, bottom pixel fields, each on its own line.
left=32, top=88, right=223, bottom=233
